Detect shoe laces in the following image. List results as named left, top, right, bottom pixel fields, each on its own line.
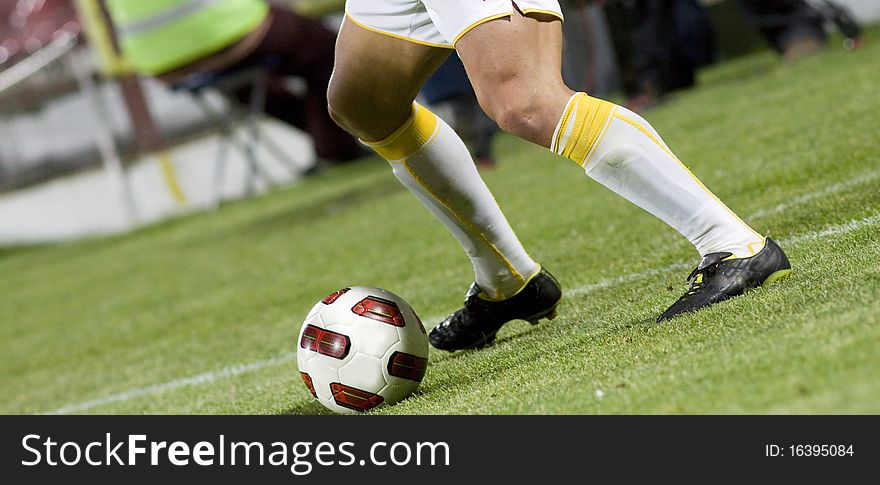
left=684, top=272, right=708, bottom=298
left=436, top=283, right=483, bottom=331
left=683, top=252, right=733, bottom=298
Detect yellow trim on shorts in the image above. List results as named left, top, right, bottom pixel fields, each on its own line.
left=344, top=12, right=454, bottom=50
left=452, top=13, right=513, bottom=47
left=520, top=9, right=564, bottom=22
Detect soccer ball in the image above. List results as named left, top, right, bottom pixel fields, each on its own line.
left=296, top=286, right=429, bottom=414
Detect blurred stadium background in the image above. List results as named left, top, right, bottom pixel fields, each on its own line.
left=1, top=0, right=876, bottom=245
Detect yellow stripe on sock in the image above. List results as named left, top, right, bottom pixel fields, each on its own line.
left=364, top=103, right=439, bottom=161
left=612, top=112, right=764, bottom=243
left=371, top=103, right=528, bottom=294
left=561, top=95, right=587, bottom=159
left=581, top=105, right=617, bottom=168
left=560, top=94, right=586, bottom=159
left=558, top=93, right=614, bottom=164
left=573, top=99, right=614, bottom=162
left=552, top=94, right=578, bottom=153
left=477, top=265, right=543, bottom=302
left=401, top=160, right=526, bottom=288
left=747, top=239, right=766, bottom=255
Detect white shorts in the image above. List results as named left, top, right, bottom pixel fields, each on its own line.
left=345, top=0, right=563, bottom=49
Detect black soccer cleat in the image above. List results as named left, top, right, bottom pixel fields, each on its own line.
left=429, top=268, right=562, bottom=351
left=657, top=238, right=792, bottom=322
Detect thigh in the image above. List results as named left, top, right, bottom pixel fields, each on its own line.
left=455, top=10, right=568, bottom=106
left=454, top=9, right=572, bottom=144
left=329, top=16, right=451, bottom=141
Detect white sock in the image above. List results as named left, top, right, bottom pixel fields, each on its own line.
left=364, top=103, right=540, bottom=300
left=552, top=93, right=765, bottom=258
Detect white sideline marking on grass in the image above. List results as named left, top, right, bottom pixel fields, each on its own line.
left=43, top=353, right=296, bottom=415
left=568, top=212, right=879, bottom=297
left=748, top=170, right=880, bottom=219
left=783, top=212, right=880, bottom=244
left=42, top=212, right=880, bottom=415
left=566, top=262, right=691, bottom=296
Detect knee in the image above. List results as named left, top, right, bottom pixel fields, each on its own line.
left=326, top=76, right=374, bottom=136
left=326, top=81, right=356, bottom=134
left=327, top=100, right=350, bottom=135
left=479, top=82, right=549, bottom=141
left=326, top=79, right=413, bottom=141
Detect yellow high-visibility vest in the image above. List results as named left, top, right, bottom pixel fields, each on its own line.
left=105, top=0, right=269, bottom=75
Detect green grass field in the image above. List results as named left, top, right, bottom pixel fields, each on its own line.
left=2, top=32, right=878, bottom=415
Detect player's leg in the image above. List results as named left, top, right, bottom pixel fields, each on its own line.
left=452, top=9, right=789, bottom=323
left=327, top=18, right=447, bottom=141
left=328, top=16, right=559, bottom=321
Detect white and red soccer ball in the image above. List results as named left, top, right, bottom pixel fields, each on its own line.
left=296, top=286, right=429, bottom=414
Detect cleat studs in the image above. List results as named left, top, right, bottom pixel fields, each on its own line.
left=526, top=307, right=559, bottom=325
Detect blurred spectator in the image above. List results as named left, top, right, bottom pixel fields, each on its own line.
left=102, top=0, right=362, bottom=165
left=740, top=0, right=863, bottom=57
left=422, top=56, right=498, bottom=170
left=598, top=0, right=861, bottom=110
left=603, top=0, right=714, bottom=111
left=738, top=0, right=827, bottom=60
left=561, top=0, right=620, bottom=97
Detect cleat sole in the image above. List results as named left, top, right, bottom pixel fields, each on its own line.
left=524, top=303, right=560, bottom=326
left=464, top=303, right=560, bottom=349
left=763, top=268, right=793, bottom=286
